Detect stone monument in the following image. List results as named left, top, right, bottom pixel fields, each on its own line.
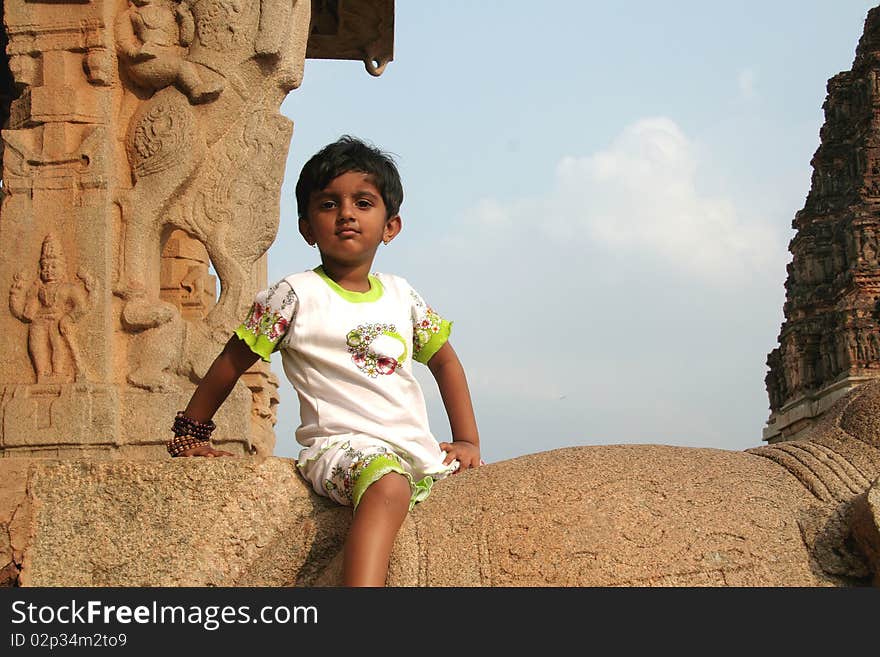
left=0, top=0, right=395, bottom=458
left=764, top=6, right=880, bottom=443
left=2, top=377, right=880, bottom=586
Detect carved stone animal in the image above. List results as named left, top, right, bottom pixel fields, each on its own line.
left=3, top=380, right=879, bottom=586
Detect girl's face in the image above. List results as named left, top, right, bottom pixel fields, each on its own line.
left=299, top=171, right=400, bottom=271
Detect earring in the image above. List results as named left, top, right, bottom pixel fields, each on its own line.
left=382, top=238, right=390, bottom=245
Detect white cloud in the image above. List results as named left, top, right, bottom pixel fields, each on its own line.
left=274, top=118, right=792, bottom=463
left=468, top=117, right=785, bottom=282
left=738, top=68, right=757, bottom=100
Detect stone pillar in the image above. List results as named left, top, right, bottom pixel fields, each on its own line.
left=764, top=6, right=880, bottom=443
left=0, top=0, right=312, bottom=457
left=0, top=0, right=395, bottom=458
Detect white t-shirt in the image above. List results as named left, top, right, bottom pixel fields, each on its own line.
left=235, top=266, right=456, bottom=480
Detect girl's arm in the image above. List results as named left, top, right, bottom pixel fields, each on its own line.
left=176, top=335, right=260, bottom=457
left=427, top=341, right=481, bottom=471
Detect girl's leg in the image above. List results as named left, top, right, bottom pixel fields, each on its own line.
left=343, top=472, right=411, bottom=586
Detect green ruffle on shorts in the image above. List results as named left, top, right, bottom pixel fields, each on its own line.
left=352, top=454, right=435, bottom=511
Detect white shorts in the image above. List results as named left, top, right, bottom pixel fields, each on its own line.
left=296, top=436, right=458, bottom=510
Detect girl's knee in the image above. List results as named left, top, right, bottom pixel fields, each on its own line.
left=361, top=472, right=410, bottom=507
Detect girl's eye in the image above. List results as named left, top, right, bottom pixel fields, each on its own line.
left=356, top=200, right=373, bottom=208
left=320, top=201, right=336, bottom=210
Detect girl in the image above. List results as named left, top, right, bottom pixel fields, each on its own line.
left=167, top=136, right=481, bottom=586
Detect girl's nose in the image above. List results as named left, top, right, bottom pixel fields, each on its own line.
left=337, top=199, right=356, bottom=221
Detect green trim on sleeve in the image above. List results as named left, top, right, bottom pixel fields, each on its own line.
left=314, top=266, right=384, bottom=303
left=234, top=324, right=275, bottom=363
left=414, top=319, right=453, bottom=364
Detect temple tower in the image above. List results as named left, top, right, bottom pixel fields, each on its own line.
left=764, top=6, right=880, bottom=442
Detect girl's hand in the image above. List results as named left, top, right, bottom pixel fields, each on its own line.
left=439, top=441, right=481, bottom=473
left=178, top=444, right=235, bottom=458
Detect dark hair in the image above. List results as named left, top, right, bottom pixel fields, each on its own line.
left=295, top=135, right=403, bottom=220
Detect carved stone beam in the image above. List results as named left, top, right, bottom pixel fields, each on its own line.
left=306, top=0, right=394, bottom=76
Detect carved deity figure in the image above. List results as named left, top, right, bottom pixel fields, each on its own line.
left=8, top=235, right=95, bottom=384
left=783, top=345, right=802, bottom=392
left=115, top=0, right=224, bottom=103
left=7, top=54, right=39, bottom=89
left=846, top=332, right=861, bottom=368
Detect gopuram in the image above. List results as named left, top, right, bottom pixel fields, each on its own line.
left=0, top=0, right=394, bottom=458
left=764, top=6, right=880, bottom=443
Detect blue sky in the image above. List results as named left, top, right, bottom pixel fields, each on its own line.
left=265, top=1, right=877, bottom=463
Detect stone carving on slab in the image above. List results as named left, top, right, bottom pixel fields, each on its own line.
left=764, top=6, right=880, bottom=444
left=0, top=0, right=395, bottom=458
left=3, top=378, right=879, bottom=587
left=0, top=0, right=304, bottom=458
left=8, top=234, right=96, bottom=385
left=160, top=229, right=217, bottom=321
left=242, top=367, right=281, bottom=457
left=116, top=0, right=224, bottom=104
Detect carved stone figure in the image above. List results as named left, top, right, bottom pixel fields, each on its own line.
left=83, top=48, right=115, bottom=87
left=782, top=345, right=801, bottom=391
left=117, top=91, right=293, bottom=330
left=3, top=378, right=880, bottom=587
left=7, top=54, right=39, bottom=89
left=255, top=0, right=297, bottom=56
left=242, top=366, right=281, bottom=456
left=8, top=235, right=95, bottom=384
left=116, top=0, right=224, bottom=103
left=122, top=294, right=183, bottom=392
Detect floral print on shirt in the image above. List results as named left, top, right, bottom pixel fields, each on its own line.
left=241, top=281, right=297, bottom=345
left=346, top=323, right=407, bottom=377
left=410, top=290, right=444, bottom=361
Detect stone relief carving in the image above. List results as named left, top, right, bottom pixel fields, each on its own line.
left=116, top=0, right=224, bottom=103
left=191, top=0, right=248, bottom=51
left=242, top=366, right=281, bottom=456
left=0, top=0, right=390, bottom=457
left=8, top=234, right=95, bottom=384
left=189, top=110, right=291, bottom=325
left=255, top=0, right=296, bottom=56
left=160, top=229, right=216, bottom=321
left=83, top=47, right=115, bottom=87
left=180, top=0, right=306, bottom=94
left=7, top=53, right=40, bottom=90
left=9, top=377, right=878, bottom=587
left=106, top=0, right=306, bottom=455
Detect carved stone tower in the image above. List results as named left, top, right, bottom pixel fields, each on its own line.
left=764, top=6, right=880, bottom=443
left=0, top=0, right=395, bottom=458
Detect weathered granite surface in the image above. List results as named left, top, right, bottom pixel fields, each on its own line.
left=3, top=379, right=880, bottom=587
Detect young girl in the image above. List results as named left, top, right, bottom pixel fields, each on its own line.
left=167, top=136, right=481, bottom=586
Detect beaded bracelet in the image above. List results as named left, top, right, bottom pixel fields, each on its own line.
left=167, top=434, right=210, bottom=457
left=171, top=411, right=216, bottom=441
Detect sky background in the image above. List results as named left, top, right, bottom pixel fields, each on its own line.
left=264, top=1, right=877, bottom=464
